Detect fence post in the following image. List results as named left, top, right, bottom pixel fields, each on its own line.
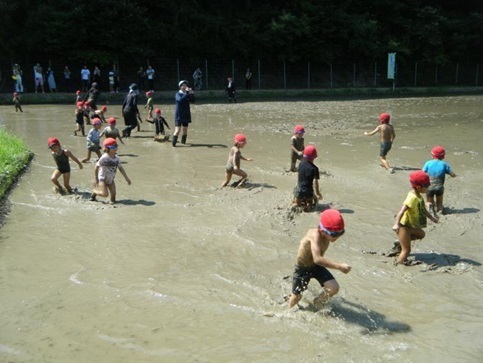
left=283, top=59, right=286, bottom=89
left=176, top=59, right=180, bottom=83
left=330, top=63, right=333, bottom=88
left=205, top=59, right=208, bottom=90
left=374, top=62, right=377, bottom=87
left=414, top=62, right=418, bottom=86
left=353, top=63, right=356, bottom=88
left=307, top=61, right=310, bottom=89
left=455, top=62, right=459, bottom=84
left=257, top=59, right=261, bottom=89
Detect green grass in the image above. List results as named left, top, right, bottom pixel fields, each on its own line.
left=0, top=129, right=33, bottom=198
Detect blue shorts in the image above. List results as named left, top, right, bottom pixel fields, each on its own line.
left=291, top=265, right=335, bottom=295
left=380, top=141, right=392, bottom=157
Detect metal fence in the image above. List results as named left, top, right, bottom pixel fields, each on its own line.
left=1, top=57, right=480, bottom=93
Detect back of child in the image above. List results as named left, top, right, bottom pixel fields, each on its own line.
left=293, top=145, right=322, bottom=211
left=290, top=125, right=305, bottom=172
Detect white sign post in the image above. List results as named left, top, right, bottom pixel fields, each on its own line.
left=387, top=52, right=396, bottom=90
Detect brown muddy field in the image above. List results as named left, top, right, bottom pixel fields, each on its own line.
left=0, top=95, right=482, bottom=362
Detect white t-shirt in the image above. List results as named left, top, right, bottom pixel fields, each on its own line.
left=97, top=153, right=121, bottom=184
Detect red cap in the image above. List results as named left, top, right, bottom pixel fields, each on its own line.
left=84, top=101, right=90, bottom=107
left=234, top=134, right=247, bottom=144
left=303, top=145, right=317, bottom=159
left=319, top=209, right=345, bottom=232
left=410, top=170, right=430, bottom=188
left=92, top=118, right=102, bottom=125
left=48, top=137, right=60, bottom=147
left=379, top=113, right=390, bottom=124
left=155, top=108, right=161, bottom=114
left=76, top=101, right=84, bottom=108
left=13, top=92, right=18, bottom=96
left=146, top=91, right=153, bottom=97
left=103, top=138, right=118, bottom=148
left=101, top=105, right=107, bottom=112
left=294, top=125, right=305, bottom=134
left=76, top=90, right=81, bottom=95
left=431, top=146, right=445, bottom=160
left=107, top=117, right=116, bottom=125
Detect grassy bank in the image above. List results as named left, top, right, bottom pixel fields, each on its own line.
left=1, top=86, right=482, bottom=106
left=0, top=129, right=33, bottom=200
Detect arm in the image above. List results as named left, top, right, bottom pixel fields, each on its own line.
left=425, top=209, right=439, bottom=223
left=94, top=164, right=99, bottom=185
left=392, top=204, right=408, bottom=232
left=162, top=118, right=170, bottom=129
left=364, top=126, right=380, bottom=136
left=310, top=237, right=351, bottom=273
left=118, top=165, right=131, bottom=185
left=313, top=179, right=322, bottom=200
left=240, top=155, right=253, bottom=162
left=65, top=150, right=83, bottom=169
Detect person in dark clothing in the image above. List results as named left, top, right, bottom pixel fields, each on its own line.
left=85, top=82, right=101, bottom=111
left=172, top=80, right=195, bottom=147
left=225, top=77, right=236, bottom=103
left=121, top=83, right=140, bottom=138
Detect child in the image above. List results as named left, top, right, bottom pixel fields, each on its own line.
left=289, top=125, right=305, bottom=172
left=81, top=118, right=103, bottom=163
left=422, top=146, right=457, bottom=215
left=75, top=90, right=82, bottom=104
left=220, top=134, right=253, bottom=188
left=92, top=105, right=108, bottom=123
left=100, top=117, right=125, bottom=145
left=74, top=101, right=85, bottom=136
left=292, top=145, right=323, bottom=211
left=147, top=108, right=170, bottom=141
left=144, top=91, right=154, bottom=120
left=225, top=77, right=236, bottom=103
left=364, top=112, right=396, bottom=173
left=392, top=170, right=439, bottom=265
left=288, top=209, right=351, bottom=309
left=83, top=101, right=92, bottom=125
left=13, top=92, right=23, bottom=112
left=90, top=138, right=131, bottom=204
left=48, top=137, right=83, bottom=194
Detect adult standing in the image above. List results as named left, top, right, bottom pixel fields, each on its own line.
left=146, top=65, right=155, bottom=92
left=172, top=80, right=195, bottom=147
left=245, top=68, right=252, bottom=90
left=80, top=65, right=90, bottom=92
left=193, top=68, right=203, bottom=91
left=121, top=83, right=140, bottom=138
left=85, top=82, right=101, bottom=110
left=12, top=64, right=23, bottom=93
left=63, top=66, right=71, bottom=92
left=33, top=63, right=45, bottom=93
left=46, top=67, right=57, bottom=92
left=112, top=64, right=120, bottom=93
left=93, top=66, right=101, bottom=85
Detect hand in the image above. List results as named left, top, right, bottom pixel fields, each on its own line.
left=246, top=158, right=253, bottom=161
left=364, top=131, right=368, bottom=135
left=316, top=193, right=323, bottom=200
left=79, top=163, right=83, bottom=170
left=339, top=264, right=351, bottom=274
left=126, top=178, right=132, bottom=185
left=392, top=224, right=400, bottom=233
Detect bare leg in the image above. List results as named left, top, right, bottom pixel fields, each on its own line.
left=81, top=151, right=92, bottom=163
left=397, top=227, right=425, bottom=264
left=288, top=293, right=302, bottom=308
left=436, top=195, right=444, bottom=213
left=107, top=182, right=117, bottom=204
left=379, top=156, right=393, bottom=172
left=313, top=279, right=339, bottom=308
left=221, top=171, right=233, bottom=187
left=62, top=172, right=72, bottom=192
left=51, top=170, right=63, bottom=191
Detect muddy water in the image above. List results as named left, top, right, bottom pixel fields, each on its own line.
left=0, top=95, right=482, bottom=362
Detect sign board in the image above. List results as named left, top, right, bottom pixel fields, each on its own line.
left=387, top=53, right=396, bottom=79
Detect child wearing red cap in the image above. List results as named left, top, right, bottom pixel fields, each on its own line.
left=289, top=125, right=305, bottom=172
left=288, top=209, right=351, bottom=309
left=422, top=146, right=457, bottom=215
left=292, top=145, right=323, bottom=211
left=90, top=138, right=131, bottom=204
left=74, top=101, right=86, bottom=136
left=13, top=92, right=23, bottom=112
left=48, top=137, right=83, bottom=194
left=81, top=118, right=103, bottom=163
left=100, top=117, right=125, bottom=145
left=147, top=108, right=171, bottom=141
left=92, top=105, right=108, bottom=123
left=220, top=134, right=253, bottom=188
left=364, top=112, right=396, bottom=173
left=392, top=170, right=439, bottom=265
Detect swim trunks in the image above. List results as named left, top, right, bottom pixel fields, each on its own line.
left=291, top=264, right=335, bottom=295
left=380, top=141, right=392, bottom=157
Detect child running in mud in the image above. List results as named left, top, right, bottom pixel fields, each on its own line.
left=392, top=170, right=439, bottom=265
left=81, top=118, right=102, bottom=163
left=74, top=101, right=85, bottom=136
left=13, top=92, right=23, bottom=112
left=289, top=125, right=305, bottom=172
left=288, top=209, right=351, bottom=309
left=144, top=91, right=154, bottom=120
left=364, top=112, right=396, bottom=173
left=147, top=108, right=170, bottom=141
left=422, top=146, right=457, bottom=215
left=48, top=137, right=83, bottom=194
left=220, top=133, right=253, bottom=188
left=100, top=117, right=125, bottom=145
left=92, top=105, right=108, bottom=123
left=292, top=145, right=322, bottom=211
left=90, top=138, right=131, bottom=204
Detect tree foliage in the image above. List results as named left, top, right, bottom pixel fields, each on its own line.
left=0, top=0, right=481, bottom=65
